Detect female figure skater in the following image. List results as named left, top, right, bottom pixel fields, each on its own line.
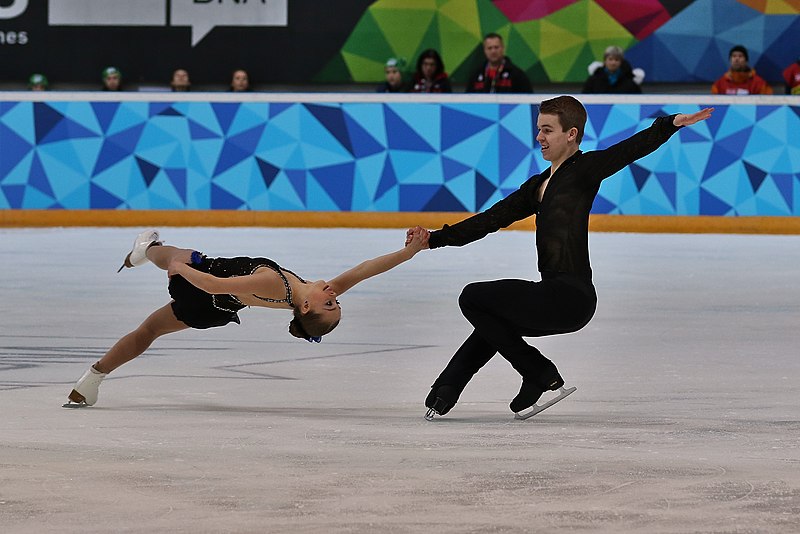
left=65, top=227, right=429, bottom=407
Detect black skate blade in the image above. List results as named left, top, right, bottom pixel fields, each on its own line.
left=514, top=386, right=576, bottom=420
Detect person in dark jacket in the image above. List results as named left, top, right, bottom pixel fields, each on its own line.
left=582, top=46, right=643, bottom=94
left=376, top=57, right=409, bottom=93
left=411, top=96, right=713, bottom=419
left=411, top=49, right=452, bottom=93
left=466, top=33, right=532, bottom=93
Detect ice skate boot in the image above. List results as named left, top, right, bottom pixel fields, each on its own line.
left=117, top=229, right=160, bottom=272
left=63, top=366, right=107, bottom=407
left=424, top=384, right=463, bottom=421
left=512, top=372, right=575, bottom=420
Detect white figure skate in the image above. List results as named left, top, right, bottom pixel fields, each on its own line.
left=63, top=366, right=107, bottom=407
left=514, top=386, right=576, bottom=420
left=117, top=229, right=160, bottom=272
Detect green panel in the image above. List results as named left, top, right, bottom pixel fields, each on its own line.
left=562, top=42, right=597, bottom=82
left=342, top=51, right=389, bottom=83
left=314, top=53, right=353, bottom=83
left=541, top=43, right=588, bottom=81
left=449, top=46, right=485, bottom=84
left=476, top=0, right=513, bottom=36
left=371, top=7, right=436, bottom=56
left=438, top=0, right=481, bottom=39
left=506, top=24, right=540, bottom=71
left=437, top=11, right=485, bottom=76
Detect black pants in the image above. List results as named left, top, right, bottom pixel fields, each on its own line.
left=433, top=274, right=597, bottom=390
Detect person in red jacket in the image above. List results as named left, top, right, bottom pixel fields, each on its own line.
left=711, top=45, right=772, bottom=95
left=783, top=58, right=800, bottom=95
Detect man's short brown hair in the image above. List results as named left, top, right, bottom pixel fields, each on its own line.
left=538, top=95, right=587, bottom=144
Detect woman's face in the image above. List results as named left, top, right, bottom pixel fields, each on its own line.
left=305, top=280, right=342, bottom=321
left=231, top=70, right=249, bottom=91
left=421, top=57, right=437, bottom=79
left=385, top=66, right=402, bottom=87
left=604, top=56, right=622, bottom=73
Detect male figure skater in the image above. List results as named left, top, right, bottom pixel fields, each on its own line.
left=412, top=96, right=713, bottom=419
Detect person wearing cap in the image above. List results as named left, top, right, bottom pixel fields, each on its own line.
left=376, top=58, right=408, bottom=93
left=711, top=45, right=772, bottom=95
left=102, top=67, right=123, bottom=91
left=782, top=57, right=800, bottom=95
left=466, top=33, right=532, bottom=93
left=582, top=46, right=643, bottom=94
left=29, top=73, right=48, bottom=91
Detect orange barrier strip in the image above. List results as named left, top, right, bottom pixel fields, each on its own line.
left=2, top=210, right=800, bottom=235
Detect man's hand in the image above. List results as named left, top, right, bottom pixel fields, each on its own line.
left=405, top=226, right=430, bottom=250
left=674, top=108, right=714, bottom=127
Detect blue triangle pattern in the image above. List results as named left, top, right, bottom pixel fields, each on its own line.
left=28, top=153, right=54, bottom=198
left=375, top=155, right=397, bottom=200
left=210, top=183, right=244, bottom=209
left=399, top=184, right=439, bottom=211
left=256, top=158, right=280, bottom=188
left=90, top=182, right=124, bottom=208
left=310, top=162, right=355, bottom=210
left=441, top=106, right=495, bottom=151
left=743, top=162, right=767, bottom=193
left=384, top=106, right=435, bottom=152
left=91, top=102, right=120, bottom=133
left=475, top=171, right=496, bottom=211
left=0, top=122, right=33, bottom=179
left=136, top=157, right=160, bottom=187
left=212, top=103, right=239, bottom=134
left=165, top=168, right=187, bottom=203
left=343, top=112, right=384, bottom=158
left=2, top=184, right=25, bottom=208
left=189, top=119, right=220, bottom=140
left=33, top=103, right=64, bottom=144
left=304, top=104, right=354, bottom=156
left=442, top=156, right=472, bottom=182
left=424, top=187, right=467, bottom=212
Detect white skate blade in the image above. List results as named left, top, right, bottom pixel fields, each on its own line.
left=62, top=401, right=88, bottom=408
left=514, top=386, right=576, bottom=420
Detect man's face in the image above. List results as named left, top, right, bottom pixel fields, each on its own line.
left=172, top=69, right=190, bottom=90
left=483, top=37, right=504, bottom=65
left=536, top=113, right=577, bottom=163
left=730, top=51, right=748, bottom=70
left=104, top=74, right=121, bottom=91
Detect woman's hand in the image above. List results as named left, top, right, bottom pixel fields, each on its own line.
left=405, top=226, right=430, bottom=254
left=167, top=259, right=186, bottom=278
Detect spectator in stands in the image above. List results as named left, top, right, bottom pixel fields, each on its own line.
left=230, top=69, right=251, bottom=92
left=466, top=33, right=532, bottom=93
left=410, top=49, right=452, bottom=93
left=783, top=57, right=800, bottom=95
left=376, top=58, right=408, bottom=93
left=582, top=46, right=643, bottom=94
left=170, top=69, right=191, bottom=92
left=102, top=67, right=123, bottom=91
left=711, top=45, right=772, bottom=95
left=28, top=73, right=48, bottom=91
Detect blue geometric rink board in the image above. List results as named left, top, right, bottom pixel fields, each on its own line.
left=1, top=94, right=798, bottom=216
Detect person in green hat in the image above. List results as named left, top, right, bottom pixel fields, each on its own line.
left=102, top=66, right=123, bottom=91
left=28, top=73, right=48, bottom=91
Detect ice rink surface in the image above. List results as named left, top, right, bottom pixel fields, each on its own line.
left=1, top=226, right=798, bottom=533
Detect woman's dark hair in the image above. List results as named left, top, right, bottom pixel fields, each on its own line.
left=415, top=49, right=445, bottom=78
left=288, top=308, right=339, bottom=342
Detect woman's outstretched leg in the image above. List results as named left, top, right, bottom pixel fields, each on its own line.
left=65, top=303, right=189, bottom=406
